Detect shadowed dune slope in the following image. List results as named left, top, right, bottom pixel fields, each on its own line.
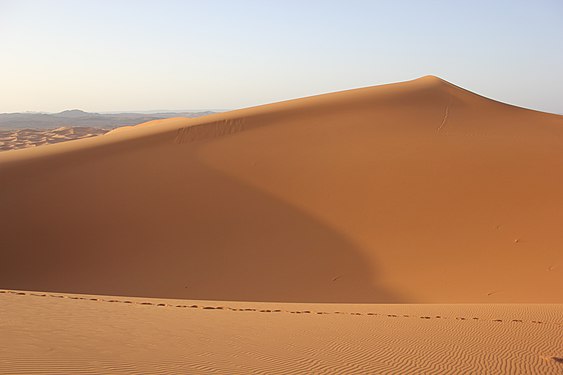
left=1, top=76, right=562, bottom=303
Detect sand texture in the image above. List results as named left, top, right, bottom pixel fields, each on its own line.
left=1, top=290, right=562, bottom=374
left=0, top=76, right=562, bottom=374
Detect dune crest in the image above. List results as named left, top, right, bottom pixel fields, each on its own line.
left=1, top=76, right=562, bottom=303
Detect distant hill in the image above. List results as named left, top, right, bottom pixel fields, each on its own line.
left=0, top=110, right=217, bottom=130
left=55, top=109, right=93, bottom=118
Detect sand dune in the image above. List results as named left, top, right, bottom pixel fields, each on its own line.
left=1, top=76, right=562, bottom=374
left=0, top=127, right=109, bottom=151
left=1, top=290, right=561, bottom=374
left=1, top=76, right=562, bottom=303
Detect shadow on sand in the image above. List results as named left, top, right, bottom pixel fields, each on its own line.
left=0, top=129, right=405, bottom=303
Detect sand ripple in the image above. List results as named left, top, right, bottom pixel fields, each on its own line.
left=0, top=291, right=561, bottom=374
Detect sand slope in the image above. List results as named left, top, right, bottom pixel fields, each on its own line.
left=1, top=291, right=561, bottom=374
left=1, top=76, right=562, bottom=303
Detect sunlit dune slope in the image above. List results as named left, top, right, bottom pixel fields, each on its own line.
left=1, top=76, right=562, bottom=303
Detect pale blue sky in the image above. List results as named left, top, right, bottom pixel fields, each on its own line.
left=1, top=0, right=562, bottom=113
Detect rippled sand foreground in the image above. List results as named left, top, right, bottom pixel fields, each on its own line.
left=1, top=290, right=562, bottom=374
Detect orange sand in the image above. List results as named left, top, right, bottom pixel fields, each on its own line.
left=1, top=76, right=562, bottom=374
left=1, top=76, right=561, bottom=303
left=0, top=290, right=561, bottom=374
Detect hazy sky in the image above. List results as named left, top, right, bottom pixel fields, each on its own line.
left=1, top=0, right=562, bottom=113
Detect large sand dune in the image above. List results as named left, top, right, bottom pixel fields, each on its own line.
left=1, top=76, right=562, bottom=374
left=1, top=76, right=562, bottom=303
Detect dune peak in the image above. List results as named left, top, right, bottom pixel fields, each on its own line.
left=414, top=75, right=450, bottom=85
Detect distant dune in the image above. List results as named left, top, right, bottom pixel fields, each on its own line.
left=0, top=127, right=110, bottom=151
left=0, top=110, right=217, bottom=151
left=1, top=76, right=562, bottom=303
